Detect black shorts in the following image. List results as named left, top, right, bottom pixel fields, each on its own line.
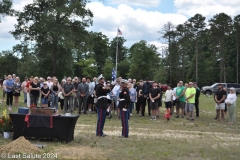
left=150, top=101, right=158, bottom=110
left=13, top=92, right=20, bottom=96
left=87, top=95, right=94, bottom=104
left=172, top=100, right=177, bottom=106
left=165, top=101, right=172, bottom=109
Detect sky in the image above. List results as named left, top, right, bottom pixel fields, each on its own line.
left=0, top=0, right=240, bottom=52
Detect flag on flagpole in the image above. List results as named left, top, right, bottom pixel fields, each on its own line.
left=118, top=29, right=122, bottom=35
left=112, top=68, right=116, bottom=81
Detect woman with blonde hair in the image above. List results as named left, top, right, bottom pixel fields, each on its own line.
left=29, top=77, right=41, bottom=106
left=51, top=78, right=60, bottom=110
left=225, top=87, right=237, bottom=124
left=12, top=77, right=21, bottom=107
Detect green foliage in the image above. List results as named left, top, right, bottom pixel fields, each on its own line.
left=102, top=59, right=114, bottom=80
left=129, top=40, right=159, bottom=80
left=77, top=58, right=97, bottom=78
left=10, top=0, right=93, bottom=78
left=0, top=0, right=13, bottom=22
left=160, top=13, right=240, bottom=87
left=117, top=58, right=130, bottom=79
left=0, top=50, right=19, bottom=77
left=153, top=64, right=167, bottom=84
left=0, top=109, right=12, bottom=132
left=108, top=37, right=128, bottom=64
left=89, top=32, right=109, bottom=75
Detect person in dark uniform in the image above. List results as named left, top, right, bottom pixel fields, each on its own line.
left=142, top=78, right=151, bottom=116
left=95, top=74, right=111, bottom=137
left=136, top=80, right=143, bottom=115
left=119, top=80, right=130, bottom=138
left=194, top=83, right=200, bottom=117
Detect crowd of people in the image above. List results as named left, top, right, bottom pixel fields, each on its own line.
left=1, top=74, right=238, bottom=137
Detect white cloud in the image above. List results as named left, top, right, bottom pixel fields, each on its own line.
left=0, top=0, right=33, bottom=41
left=148, top=41, right=168, bottom=53
left=87, top=2, right=187, bottom=48
left=1, top=0, right=188, bottom=51
left=0, top=0, right=36, bottom=52
left=111, top=0, right=161, bottom=7
left=174, top=0, right=240, bottom=18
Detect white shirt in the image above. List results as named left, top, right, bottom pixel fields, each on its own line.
left=112, top=84, right=120, bottom=96
left=3, top=80, right=7, bottom=91
left=165, top=89, right=173, bottom=102
left=91, top=81, right=96, bottom=88
left=87, top=82, right=94, bottom=96
left=172, top=87, right=177, bottom=100
left=225, top=93, right=237, bottom=106
left=46, top=81, right=53, bottom=89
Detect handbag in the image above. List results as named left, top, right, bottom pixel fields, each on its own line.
left=48, top=94, right=52, bottom=101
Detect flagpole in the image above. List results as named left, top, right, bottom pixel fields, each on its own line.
left=115, top=28, right=119, bottom=78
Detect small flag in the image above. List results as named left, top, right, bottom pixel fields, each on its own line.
left=118, top=29, right=122, bottom=35
left=112, top=68, right=116, bottom=81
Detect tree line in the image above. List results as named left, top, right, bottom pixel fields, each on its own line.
left=0, top=0, right=240, bottom=87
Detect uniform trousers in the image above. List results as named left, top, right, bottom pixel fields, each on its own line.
left=120, top=108, right=129, bottom=137
left=96, top=107, right=107, bottom=136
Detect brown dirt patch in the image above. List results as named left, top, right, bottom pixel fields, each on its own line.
left=0, top=136, right=41, bottom=154
left=54, top=146, right=106, bottom=160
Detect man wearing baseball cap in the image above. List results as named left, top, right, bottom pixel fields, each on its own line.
left=214, top=83, right=226, bottom=121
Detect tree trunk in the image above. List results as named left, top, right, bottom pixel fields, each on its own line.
left=195, top=41, right=198, bottom=82
left=220, top=39, right=224, bottom=83
left=236, top=38, right=239, bottom=83
left=51, top=45, right=57, bottom=76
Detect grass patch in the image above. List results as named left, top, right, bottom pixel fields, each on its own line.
left=0, top=92, right=239, bottom=159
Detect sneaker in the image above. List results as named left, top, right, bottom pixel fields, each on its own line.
left=150, top=117, right=154, bottom=120
left=153, top=117, right=156, bottom=120
left=8, top=106, right=12, bottom=111
left=130, top=114, right=132, bottom=116
left=175, top=115, right=179, bottom=118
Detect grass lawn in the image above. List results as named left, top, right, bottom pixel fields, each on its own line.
left=0, top=91, right=240, bottom=160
